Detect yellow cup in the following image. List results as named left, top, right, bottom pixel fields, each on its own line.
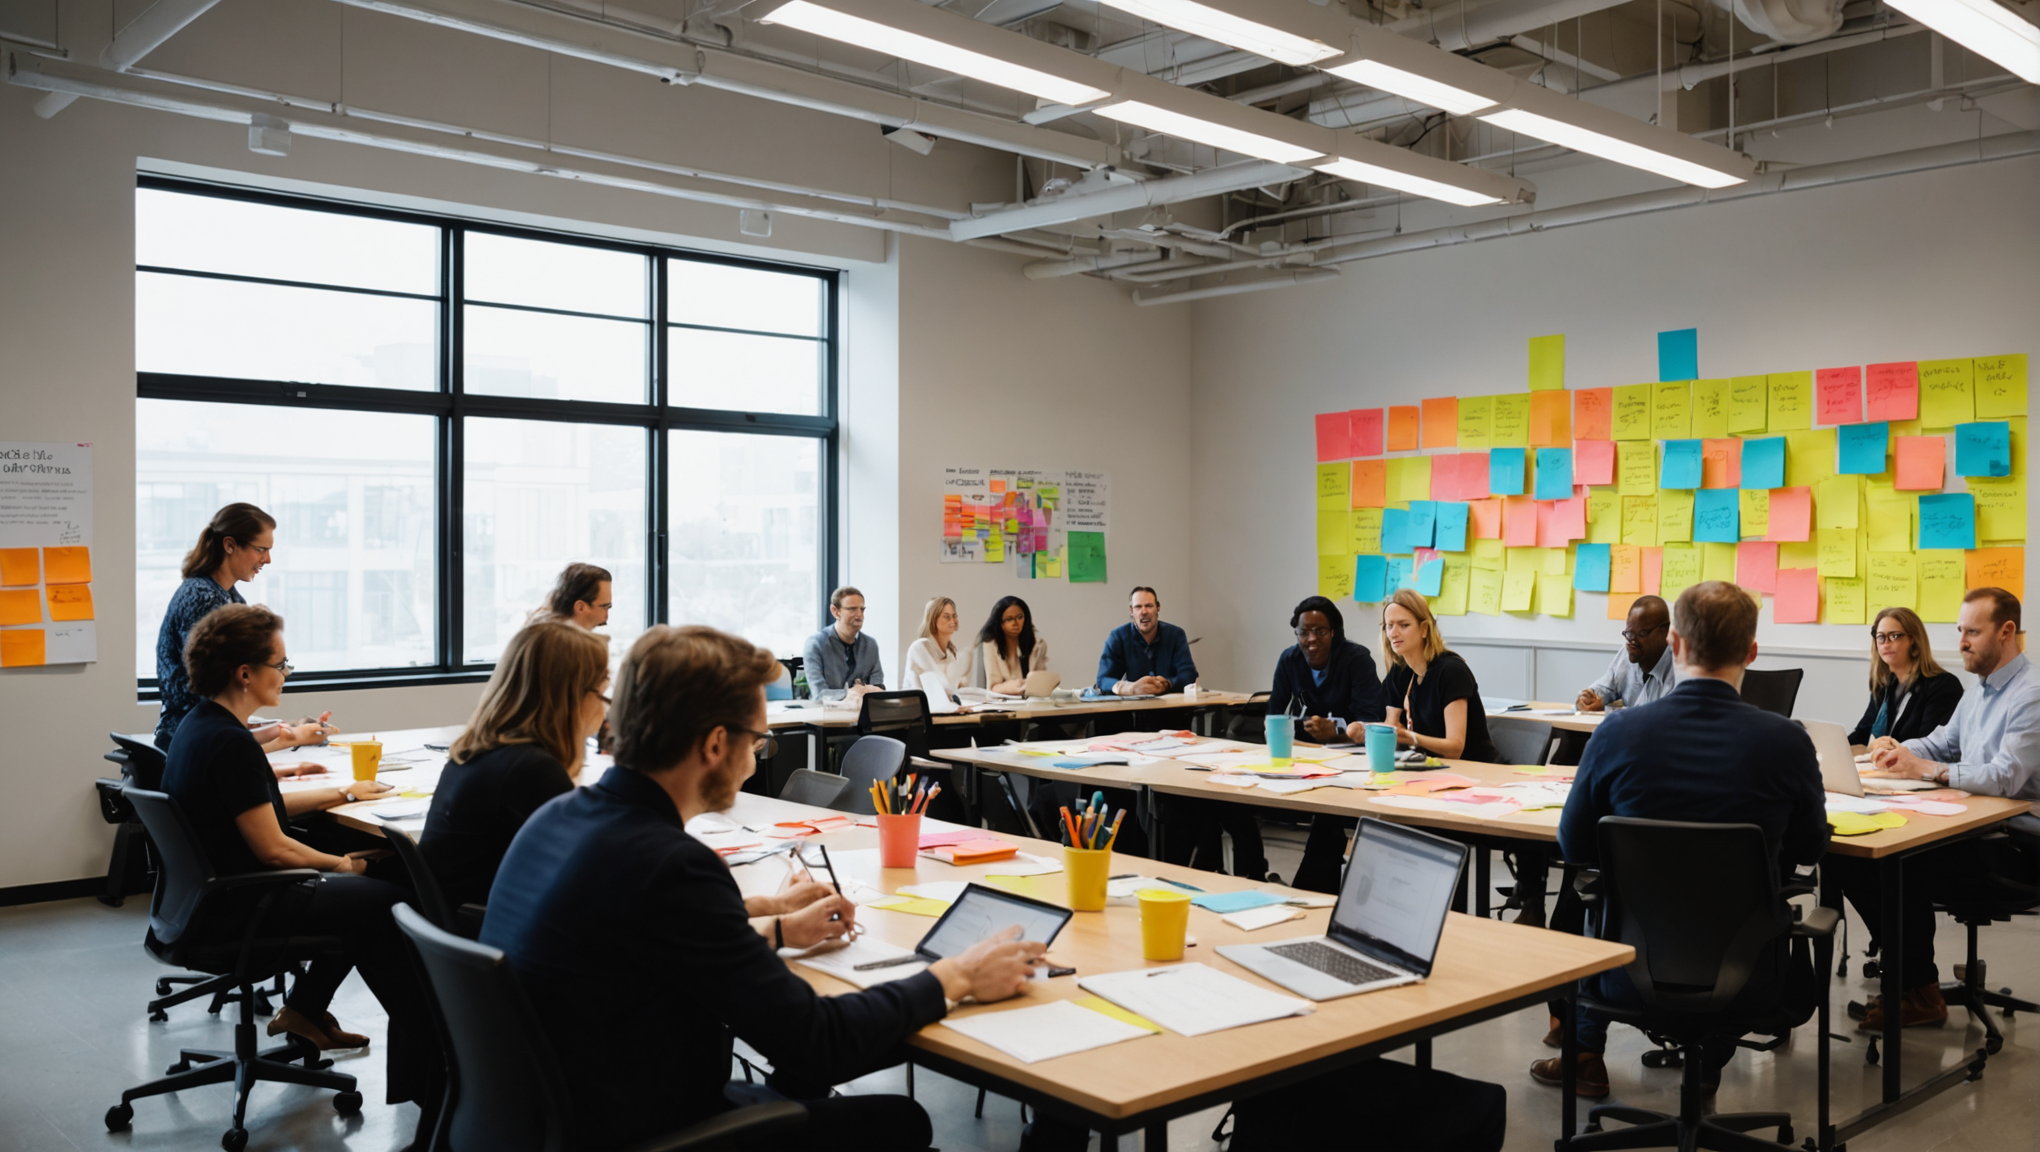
left=1064, top=846, right=1110, bottom=912
left=1138, top=888, right=1192, bottom=961
left=349, top=741, right=383, bottom=783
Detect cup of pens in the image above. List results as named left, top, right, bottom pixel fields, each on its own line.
left=872, top=775, right=937, bottom=868
left=1061, top=796, right=1122, bottom=912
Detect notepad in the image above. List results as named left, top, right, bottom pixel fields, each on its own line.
left=1190, top=890, right=1287, bottom=914
left=940, top=1000, right=1157, bottom=1064
left=1078, top=964, right=1313, bottom=1037
left=922, top=839, right=1019, bottom=865
left=1221, top=905, right=1307, bottom=932
left=366, top=800, right=432, bottom=822
left=791, top=938, right=928, bottom=988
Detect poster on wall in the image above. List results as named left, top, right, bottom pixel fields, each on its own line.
left=0, top=441, right=97, bottom=667
left=940, top=467, right=1109, bottom=580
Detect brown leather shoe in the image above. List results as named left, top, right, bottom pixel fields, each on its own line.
left=1542, top=1014, right=1564, bottom=1049
left=266, top=1006, right=371, bottom=1050
left=1530, top=1053, right=1610, bottom=1098
left=1858, top=984, right=1948, bottom=1032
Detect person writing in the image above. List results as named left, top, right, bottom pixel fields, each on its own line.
left=1380, top=590, right=1498, bottom=763
left=1831, top=588, right=2040, bottom=1032
left=972, top=595, right=1047, bottom=694
left=1095, top=586, right=1197, bottom=696
left=1268, top=596, right=1385, bottom=892
left=541, top=562, right=614, bottom=631
left=1575, top=596, right=1677, bottom=712
left=1848, top=606, right=1963, bottom=750
left=1530, top=581, right=1829, bottom=1099
left=903, top=596, right=972, bottom=695
left=800, top=586, right=884, bottom=698
left=483, top=625, right=1045, bottom=1152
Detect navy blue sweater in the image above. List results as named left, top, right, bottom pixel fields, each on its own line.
left=1266, top=641, right=1385, bottom=727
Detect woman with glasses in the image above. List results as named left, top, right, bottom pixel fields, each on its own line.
left=971, top=595, right=1048, bottom=694
left=1849, top=607, right=1963, bottom=751
left=1270, top=595, right=1386, bottom=892
left=1381, top=589, right=1498, bottom=763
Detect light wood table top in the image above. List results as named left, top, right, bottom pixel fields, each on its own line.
left=766, top=690, right=1253, bottom=730
left=1485, top=702, right=1608, bottom=735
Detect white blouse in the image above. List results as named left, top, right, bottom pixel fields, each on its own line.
left=904, top=637, right=973, bottom=695
left=973, top=633, right=1049, bottom=689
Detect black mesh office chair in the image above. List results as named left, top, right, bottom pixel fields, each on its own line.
left=854, top=691, right=961, bottom=818
left=1567, top=817, right=1838, bottom=1152
left=1487, top=716, right=1555, bottom=766
left=1738, top=668, right=1804, bottom=718
left=108, top=787, right=360, bottom=1152
left=1929, top=826, right=2040, bottom=1060
left=778, top=769, right=850, bottom=808
left=384, top=827, right=487, bottom=940
left=392, top=903, right=805, bottom=1152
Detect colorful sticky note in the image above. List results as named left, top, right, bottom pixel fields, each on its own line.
left=0, top=628, right=46, bottom=667
left=1529, top=334, right=1566, bottom=391
left=0, top=549, right=37, bottom=587
left=1968, top=472, right=2025, bottom=543
left=1825, top=576, right=1867, bottom=624
left=1868, top=552, right=1918, bottom=612
left=1575, top=439, right=1616, bottom=487
left=1319, top=510, right=1353, bottom=556
left=1816, top=367, right=1863, bottom=426
left=1867, top=490, right=1915, bottom=553
left=1837, top=422, right=1890, bottom=475
left=1490, top=394, right=1530, bottom=448
left=1653, top=381, right=1692, bottom=440
left=1815, top=475, right=1862, bottom=530
left=1609, top=544, right=1642, bottom=593
left=1455, top=453, right=1492, bottom=501
left=1728, top=376, right=1768, bottom=434
left=1700, top=439, right=1741, bottom=489
left=1659, top=543, right=1702, bottom=603
left=1774, top=568, right=1820, bottom=623
left=1737, top=542, right=1780, bottom=593
left=1919, top=551, right=1967, bottom=622
left=1458, top=395, right=1494, bottom=450
left=1660, top=439, right=1704, bottom=489
left=1740, top=488, right=1770, bottom=537
left=1692, top=379, right=1730, bottom=439
left=46, top=585, right=93, bottom=621
left=1692, top=489, right=1740, bottom=543
left=1469, top=537, right=1506, bottom=570
left=1380, top=508, right=1411, bottom=555
left=1468, top=498, right=1503, bottom=540
left=1866, top=362, right=1920, bottom=422
left=1317, top=463, right=1349, bottom=510
left=1974, top=354, right=2027, bottom=419
left=1918, top=493, right=1977, bottom=550
left=1642, top=547, right=1665, bottom=595
left=1621, top=496, right=1658, bottom=546
left=1397, top=456, right=1433, bottom=502
left=1319, top=554, right=1354, bottom=599
left=1539, top=572, right=1574, bottom=618
left=1388, top=557, right=1416, bottom=592
left=1552, top=496, right=1588, bottom=544
left=1768, top=371, right=1812, bottom=431
left=1658, top=328, right=1698, bottom=383
left=1657, top=488, right=1694, bottom=543
left=1434, top=502, right=1470, bottom=552
left=1422, top=397, right=1460, bottom=449
left=1585, top=490, right=1620, bottom=544
left=1768, top=487, right=1812, bottom=542
left=1534, top=448, right=1573, bottom=500
left=1405, top=501, right=1438, bottom=549
left=1967, top=547, right=2025, bottom=595
left=1918, top=359, right=1975, bottom=427
left=1618, top=441, right=1658, bottom=496
left=1352, top=460, right=1390, bottom=509
left=1436, top=557, right=1471, bottom=616
left=42, top=547, right=91, bottom=585
left=1529, top=390, right=1572, bottom=447
left=1894, top=436, right=1946, bottom=491
left=1351, top=508, right=1384, bottom=553
left=1502, top=496, right=1539, bottom=547
left=1469, top=567, right=1504, bottom=615
left=1955, top=421, right=2012, bottom=478
left=1574, top=388, right=1613, bottom=441
left=1501, top=569, right=1537, bottom=613
left=1817, top=528, right=1858, bottom=577
left=1787, top=429, right=1837, bottom=489
left=1700, top=541, right=1737, bottom=583
left=0, top=589, right=42, bottom=626
left=1350, top=409, right=1385, bottom=457
left=1612, top=384, right=1652, bottom=441
left=1562, top=544, right=1604, bottom=593
left=1387, top=406, right=1420, bottom=452
left=1489, top=448, right=1528, bottom=496
left=1354, top=555, right=1389, bottom=602
left=1741, top=437, right=1786, bottom=490
left=1317, top=412, right=1354, bottom=460
left=1415, top=558, right=1446, bottom=597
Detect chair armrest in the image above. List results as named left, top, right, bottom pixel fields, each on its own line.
left=1572, top=868, right=1603, bottom=908
left=1792, top=906, right=1840, bottom=939
left=204, top=868, right=324, bottom=896
left=620, top=1101, right=808, bottom=1152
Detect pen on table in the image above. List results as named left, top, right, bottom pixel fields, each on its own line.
left=1157, top=877, right=1204, bottom=892
left=852, top=954, right=925, bottom=971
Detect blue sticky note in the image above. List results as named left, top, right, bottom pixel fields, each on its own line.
left=1190, top=890, right=1286, bottom=913
left=1574, top=543, right=1612, bottom=592
left=1658, top=328, right=1699, bottom=382
left=1380, top=508, right=1409, bottom=554
left=1534, top=448, right=1574, bottom=500
left=1837, top=422, right=1890, bottom=475
left=1404, top=500, right=1438, bottom=549
left=1415, top=559, right=1445, bottom=596
left=1693, top=488, right=1741, bottom=543
left=1918, top=493, right=1978, bottom=550
left=1434, top=502, right=1470, bottom=552
left=1353, top=554, right=1389, bottom=602
left=1741, top=437, right=1787, bottom=490
left=1955, top=421, right=2012, bottom=478
left=1660, top=439, right=1704, bottom=489
left=1490, top=448, right=1527, bottom=496
left=1386, top=556, right=1416, bottom=591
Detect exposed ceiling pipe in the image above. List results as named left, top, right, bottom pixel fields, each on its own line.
left=1023, top=250, right=1190, bottom=278
left=1403, top=0, right=1636, bottom=53
left=1132, top=267, right=1338, bottom=305
left=950, top=159, right=1308, bottom=240
left=1713, top=0, right=1846, bottom=45
left=1668, top=20, right=1925, bottom=91
left=35, top=0, right=223, bottom=118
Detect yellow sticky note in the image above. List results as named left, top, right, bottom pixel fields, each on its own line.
left=1974, top=354, right=2027, bottom=419
left=46, top=584, right=93, bottom=622
left=1395, top=455, right=1432, bottom=502
left=1866, top=491, right=1915, bottom=552
left=1490, top=394, right=1530, bottom=448
left=1469, top=537, right=1505, bottom=571
left=1319, top=510, right=1353, bottom=556
left=1318, top=554, right=1354, bottom=600
left=981, top=874, right=1062, bottom=901
left=1728, top=376, right=1768, bottom=434
left=1617, top=441, right=1658, bottom=496
left=1506, top=546, right=1542, bottom=574
left=1622, top=496, right=1659, bottom=546
left=1767, top=371, right=1812, bottom=431
left=1814, top=474, right=1861, bottom=529
left=1702, top=541, right=1738, bottom=583
left=1612, top=384, right=1652, bottom=441
left=1816, top=528, right=1858, bottom=577
left=1779, top=539, right=1819, bottom=570
left=1501, top=569, right=1537, bottom=613
left=1692, top=379, right=1730, bottom=439
left=1968, top=475, right=2026, bottom=543
left=1657, top=489, right=1694, bottom=544
left=1739, top=488, right=1770, bottom=538
left=1436, top=557, right=1471, bottom=616
left=1867, top=552, right=1917, bottom=611
left=1469, top=568, right=1504, bottom=615
left=1787, top=429, right=1836, bottom=489
left=983, top=535, right=1004, bottom=562
left=1529, top=335, right=1565, bottom=392
left=1458, top=395, right=1494, bottom=450
left=1542, top=546, right=1571, bottom=577
left=1824, top=576, right=1867, bottom=624
left=1918, top=551, right=1966, bottom=622
left=1586, top=490, right=1621, bottom=545
left=0, top=549, right=37, bottom=587
left=1351, top=508, right=1384, bottom=554
left=1317, top=463, right=1349, bottom=510
left=1652, top=381, right=1692, bottom=439
left=0, top=628, right=45, bottom=667
left=1538, top=572, right=1574, bottom=618
left=1918, top=359, right=1975, bottom=427
left=1044, top=552, right=1062, bottom=579
left=1073, top=995, right=1163, bottom=1034
left=1659, top=543, right=1702, bottom=601
left=866, top=896, right=951, bottom=917
left=0, top=589, right=41, bottom=626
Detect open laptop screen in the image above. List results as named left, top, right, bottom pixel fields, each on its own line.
left=1330, top=820, right=1466, bottom=976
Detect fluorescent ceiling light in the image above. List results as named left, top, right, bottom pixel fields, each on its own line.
left=1093, top=100, right=1321, bottom=164
left=1313, top=157, right=1502, bottom=206
left=1883, top=0, right=2040, bottom=83
left=1324, top=59, right=1499, bottom=116
left=761, top=0, right=1112, bottom=106
left=1095, top=0, right=1339, bottom=66
left=1478, top=107, right=1747, bottom=188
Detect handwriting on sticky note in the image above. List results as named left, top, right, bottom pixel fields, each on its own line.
left=1573, top=388, right=1612, bottom=441
left=42, top=547, right=91, bottom=585
left=1612, top=384, right=1651, bottom=441
left=1973, top=354, right=2026, bottom=419
left=46, top=585, right=93, bottom=622
left=1816, top=367, right=1862, bottom=425
left=1918, top=493, right=1977, bottom=550
left=1967, top=548, right=2024, bottom=597
left=1692, top=489, right=1739, bottom=543
left=1919, top=360, right=1975, bottom=427
left=1656, top=488, right=1693, bottom=543
left=1768, top=371, right=1812, bottom=431
left=1955, top=421, right=2012, bottom=478
left=1866, top=362, right=1919, bottom=422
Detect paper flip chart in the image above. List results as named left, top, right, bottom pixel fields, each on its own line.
left=1529, top=390, right=1572, bottom=447
left=0, top=589, right=41, bottom=626
left=0, top=628, right=46, bottom=667
left=1435, top=502, right=1470, bottom=552
left=1866, top=362, right=1920, bottom=422
left=1775, top=568, right=1820, bottom=623
left=1503, top=497, right=1539, bottom=547
left=1967, top=548, right=2024, bottom=597
left=1574, top=543, right=1612, bottom=592
left=1657, top=488, right=1694, bottom=543
left=1918, top=360, right=1975, bottom=427
left=1501, top=569, right=1536, bottom=613
left=1659, top=439, right=1703, bottom=489
left=1422, top=397, right=1459, bottom=448
left=1468, top=499, right=1503, bottom=540
left=1354, top=555, right=1389, bottom=602
left=1618, top=441, right=1658, bottom=495
left=1534, top=448, right=1573, bottom=500
left=1658, top=328, right=1698, bottom=383
left=1574, top=388, right=1613, bottom=441
left=1701, top=439, right=1741, bottom=489
left=1489, top=448, right=1527, bottom=496
left=1416, top=558, right=1445, bottom=597
left=1768, top=487, right=1812, bottom=542
left=1837, top=422, right=1890, bottom=475
left=1405, top=501, right=1438, bottom=549
left=1693, top=379, right=1730, bottom=439
left=1815, top=475, right=1861, bottom=530
left=0, top=549, right=36, bottom=587
left=1816, top=367, right=1863, bottom=426
left=1918, top=493, right=1978, bottom=550
left=1729, top=376, right=1768, bottom=434
left=1612, top=384, right=1652, bottom=440
left=1351, top=409, right=1385, bottom=457
left=1741, top=437, right=1786, bottom=490
left=1314, top=413, right=1351, bottom=461
left=1576, top=439, right=1616, bottom=486
left=1692, top=489, right=1740, bottom=543
left=1380, top=508, right=1411, bottom=555
left=1973, top=354, right=2027, bottom=419
left=1956, top=422, right=2012, bottom=477
left=1387, top=406, right=1420, bottom=452
left=47, top=585, right=93, bottom=622
left=1737, top=542, right=1780, bottom=593
left=43, top=547, right=91, bottom=584
left=1351, top=460, right=1387, bottom=508
left=1768, top=371, right=1812, bottom=431
left=1529, top=334, right=1566, bottom=391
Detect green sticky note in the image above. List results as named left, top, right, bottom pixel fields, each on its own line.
left=1067, top=531, right=1107, bottom=583
left=1652, top=381, right=1692, bottom=440
left=1529, top=335, right=1565, bottom=392
left=1768, top=371, right=1812, bottom=431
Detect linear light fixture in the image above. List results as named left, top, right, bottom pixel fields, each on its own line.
left=1322, top=59, right=1498, bottom=117
left=759, top=0, right=1112, bottom=106
left=1478, top=108, right=1746, bottom=188
left=1883, top=0, right=2040, bottom=83
left=1092, top=100, right=1323, bottom=164
left=1092, top=0, right=1340, bottom=66
left=1312, top=157, right=1502, bottom=206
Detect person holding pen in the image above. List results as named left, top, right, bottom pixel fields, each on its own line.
left=484, top=624, right=1043, bottom=1152
left=800, top=586, right=884, bottom=700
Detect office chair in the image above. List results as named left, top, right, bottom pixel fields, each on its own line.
left=1487, top=716, right=1555, bottom=767
left=384, top=827, right=487, bottom=940
left=855, top=690, right=961, bottom=818
left=1567, top=817, right=1838, bottom=1152
left=1486, top=717, right=1556, bottom=923
left=778, top=768, right=850, bottom=808
left=831, top=736, right=906, bottom=815
left=392, top=904, right=805, bottom=1152
left=1918, top=826, right=2040, bottom=1064
left=109, top=787, right=360, bottom=1152
left=1738, top=668, right=1803, bottom=718
left=1221, top=693, right=1274, bottom=743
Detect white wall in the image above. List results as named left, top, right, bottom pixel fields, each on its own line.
left=1186, top=151, right=2040, bottom=726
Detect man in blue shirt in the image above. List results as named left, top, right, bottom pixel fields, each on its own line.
left=800, top=586, right=883, bottom=696
left=1575, top=595, right=1677, bottom=711
left=1095, top=586, right=1197, bottom=694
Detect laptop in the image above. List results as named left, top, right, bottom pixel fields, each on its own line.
left=1217, top=818, right=1467, bottom=1002
left=1801, top=719, right=1863, bottom=796
left=1021, top=670, right=1062, bottom=698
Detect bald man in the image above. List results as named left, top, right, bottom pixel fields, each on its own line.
left=1577, top=595, right=1677, bottom=712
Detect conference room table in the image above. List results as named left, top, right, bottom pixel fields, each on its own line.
left=288, top=725, right=1632, bottom=1150
left=765, top=689, right=1255, bottom=731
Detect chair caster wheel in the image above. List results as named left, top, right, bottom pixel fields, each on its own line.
left=166, top=1061, right=190, bottom=1075
left=1986, top=1036, right=2003, bottom=1055
left=1777, top=1124, right=1793, bottom=1144
left=148, top=1009, right=168, bottom=1023
left=334, top=1091, right=363, bottom=1116
left=155, top=980, right=172, bottom=995
left=105, top=1103, right=134, bottom=1132
left=1866, top=1039, right=1880, bottom=1065
left=222, top=1126, right=248, bottom=1151
left=1863, top=961, right=1881, bottom=979
left=1640, top=1048, right=1683, bottom=1069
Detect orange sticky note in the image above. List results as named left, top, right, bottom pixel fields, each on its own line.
left=1574, top=388, right=1613, bottom=441
left=42, top=547, right=91, bottom=584
left=1642, top=547, right=1665, bottom=596
left=1529, top=390, right=1573, bottom=447
left=1350, top=461, right=1387, bottom=508
left=1894, top=437, right=1945, bottom=491
left=1967, top=548, right=2024, bottom=595
left=1775, top=569, right=1820, bottom=623
left=1610, top=544, right=1642, bottom=593
left=0, top=628, right=45, bottom=667
left=1701, top=439, right=1742, bottom=489
left=1468, top=498, right=1504, bottom=539
left=990, top=480, right=1006, bottom=493
left=1736, top=542, right=1780, bottom=593
left=1607, top=592, right=1642, bottom=620
left=1421, top=398, right=1459, bottom=449
left=0, top=549, right=37, bottom=587
left=1768, top=487, right=1813, bottom=542
left=0, top=589, right=41, bottom=626
left=1502, top=496, right=1539, bottom=547
left=47, top=584, right=93, bottom=622
left=1386, top=406, right=1421, bottom=452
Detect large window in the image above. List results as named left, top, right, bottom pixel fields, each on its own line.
left=136, top=179, right=836, bottom=692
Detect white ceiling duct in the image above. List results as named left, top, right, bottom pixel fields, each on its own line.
left=1714, top=0, right=1846, bottom=44
left=35, top=0, right=223, bottom=118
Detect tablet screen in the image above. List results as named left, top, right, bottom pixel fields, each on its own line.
left=916, top=883, right=1072, bottom=959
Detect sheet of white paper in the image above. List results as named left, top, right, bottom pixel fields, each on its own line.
left=1368, top=794, right=1523, bottom=819
left=732, top=854, right=794, bottom=901
left=687, top=811, right=743, bottom=834
left=983, top=852, right=1062, bottom=877
left=1222, top=905, right=1307, bottom=932
left=897, top=881, right=971, bottom=903
left=1206, top=774, right=1262, bottom=788
left=790, top=938, right=927, bottom=988
left=1105, top=875, right=1163, bottom=900
left=1078, top=964, right=1312, bottom=1037
left=1825, top=795, right=1890, bottom=814
left=1257, top=779, right=1327, bottom=795
left=941, top=1000, right=1155, bottom=1064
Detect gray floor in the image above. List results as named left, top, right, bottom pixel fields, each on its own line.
left=3, top=831, right=2033, bottom=1152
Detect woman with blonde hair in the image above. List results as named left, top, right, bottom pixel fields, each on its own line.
left=421, top=620, right=612, bottom=909
left=1850, top=606, right=1964, bottom=751
left=904, top=596, right=972, bottom=695
left=1380, top=589, right=1498, bottom=763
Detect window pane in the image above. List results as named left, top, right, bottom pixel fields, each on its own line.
left=464, top=305, right=647, bottom=404
left=667, top=430, right=820, bottom=657
left=137, top=272, right=437, bottom=390
left=465, top=233, right=645, bottom=318
left=668, top=328, right=822, bottom=416
left=464, top=418, right=647, bottom=665
left=136, top=188, right=438, bottom=294
left=136, top=399, right=437, bottom=676
left=669, top=260, right=823, bottom=337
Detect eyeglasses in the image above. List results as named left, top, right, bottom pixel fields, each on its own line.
left=1621, top=622, right=1668, bottom=642
left=264, top=659, right=293, bottom=679
left=735, top=726, right=778, bottom=758
left=1293, top=626, right=1332, bottom=639
left=1871, top=631, right=1908, bottom=645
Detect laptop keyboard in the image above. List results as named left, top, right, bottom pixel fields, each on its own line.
left=1268, top=941, right=1401, bottom=986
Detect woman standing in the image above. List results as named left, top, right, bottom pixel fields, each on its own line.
left=904, top=597, right=972, bottom=696
left=1380, top=589, right=1498, bottom=763
left=972, top=596, right=1048, bottom=694
left=1850, top=607, right=1964, bottom=750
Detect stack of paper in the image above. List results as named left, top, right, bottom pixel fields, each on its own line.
left=1222, top=906, right=1306, bottom=932
left=791, top=938, right=927, bottom=988
left=940, top=1000, right=1157, bottom=1063
left=1078, top=964, right=1312, bottom=1036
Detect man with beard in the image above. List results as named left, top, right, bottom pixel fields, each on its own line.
left=484, top=624, right=1044, bottom=1152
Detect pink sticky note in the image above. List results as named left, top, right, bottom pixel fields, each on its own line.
left=1768, top=486, right=1812, bottom=542
left=1736, top=541, right=1780, bottom=593
left=1468, top=498, right=1504, bottom=539
left=1775, top=568, right=1820, bottom=623
left=1642, top=547, right=1664, bottom=595
left=1552, top=496, right=1587, bottom=543
left=1429, top=453, right=1460, bottom=502
left=1503, top=496, right=1539, bottom=546
left=1315, top=412, right=1352, bottom=461
left=1894, top=437, right=1945, bottom=491
left=1535, top=501, right=1560, bottom=548
left=1866, top=362, right=1919, bottom=422
left=1458, top=452, right=1492, bottom=501
left=1575, top=439, right=1616, bottom=487
left=1351, top=409, right=1385, bottom=457
left=1816, top=366, right=1863, bottom=426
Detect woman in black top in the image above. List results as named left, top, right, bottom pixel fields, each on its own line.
left=1850, top=606, right=1964, bottom=749
left=1379, top=589, right=1498, bottom=763
left=1272, top=596, right=1388, bottom=892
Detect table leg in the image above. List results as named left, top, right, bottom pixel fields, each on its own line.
left=1560, top=991, right=1579, bottom=1145
left=1145, top=1120, right=1170, bottom=1151
left=1474, top=847, right=1491, bottom=918
left=1878, top=853, right=1903, bottom=1102
left=1414, top=1038, right=1432, bottom=1069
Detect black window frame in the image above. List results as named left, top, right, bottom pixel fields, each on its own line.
left=136, top=174, right=840, bottom=698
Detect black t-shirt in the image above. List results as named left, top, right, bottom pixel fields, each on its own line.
left=162, top=699, right=288, bottom=877
left=420, top=743, right=576, bottom=909
left=1382, top=650, right=1498, bottom=764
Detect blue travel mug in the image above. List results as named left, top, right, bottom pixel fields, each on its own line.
left=1366, top=723, right=1398, bottom=772
left=1265, top=714, right=1295, bottom=765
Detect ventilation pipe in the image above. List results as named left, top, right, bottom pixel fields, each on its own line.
left=1715, top=0, right=1845, bottom=45
left=1132, top=268, right=1339, bottom=306
left=35, top=0, right=222, bottom=117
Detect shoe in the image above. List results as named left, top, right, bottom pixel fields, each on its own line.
left=267, top=1006, right=370, bottom=1050
left=1542, top=1014, right=1563, bottom=1049
left=1530, top=1053, right=1610, bottom=1098
left=1857, top=985, right=1948, bottom=1032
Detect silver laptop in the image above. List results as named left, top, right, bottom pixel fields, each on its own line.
left=1217, top=818, right=1466, bottom=1002
left=1022, top=670, right=1063, bottom=698
left=1801, top=719, right=1863, bottom=797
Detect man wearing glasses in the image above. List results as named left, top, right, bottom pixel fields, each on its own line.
left=1575, top=595, right=1676, bottom=712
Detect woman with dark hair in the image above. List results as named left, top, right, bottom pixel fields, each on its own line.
left=971, top=595, right=1048, bottom=694
left=1270, top=595, right=1387, bottom=892
left=1851, top=606, right=1963, bottom=749
left=153, top=503, right=334, bottom=752
left=543, top=562, right=614, bottom=631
